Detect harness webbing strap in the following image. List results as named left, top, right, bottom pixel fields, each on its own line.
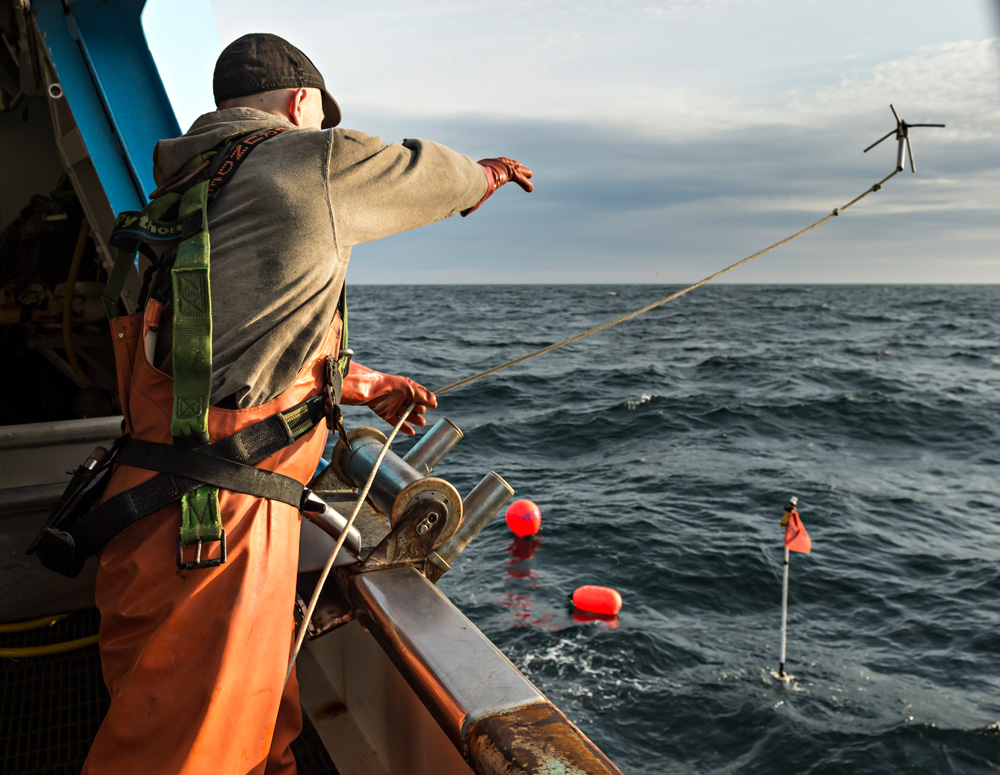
left=208, top=126, right=288, bottom=200
left=108, top=209, right=203, bottom=249
left=170, top=178, right=214, bottom=448
left=167, top=130, right=288, bottom=545
left=160, top=172, right=217, bottom=545
left=102, top=191, right=185, bottom=319
left=117, top=439, right=307, bottom=508
left=68, top=393, right=328, bottom=560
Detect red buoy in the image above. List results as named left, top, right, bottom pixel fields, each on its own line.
left=505, top=499, right=541, bottom=537
left=571, top=609, right=620, bottom=628
left=571, top=585, right=623, bottom=616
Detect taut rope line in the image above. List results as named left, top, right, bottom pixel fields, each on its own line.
left=436, top=167, right=900, bottom=397
left=288, top=163, right=905, bottom=676
left=287, top=417, right=406, bottom=682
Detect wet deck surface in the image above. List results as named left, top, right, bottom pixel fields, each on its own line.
left=1, top=609, right=338, bottom=774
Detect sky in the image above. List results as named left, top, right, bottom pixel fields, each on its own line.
left=143, top=0, right=1000, bottom=284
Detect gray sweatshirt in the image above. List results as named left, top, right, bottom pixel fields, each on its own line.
left=150, top=108, right=486, bottom=407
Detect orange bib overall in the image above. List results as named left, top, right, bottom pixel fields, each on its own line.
left=83, top=299, right=339, bottom=775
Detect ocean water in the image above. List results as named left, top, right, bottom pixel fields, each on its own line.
left=338, top=284, right=1000, bottom=774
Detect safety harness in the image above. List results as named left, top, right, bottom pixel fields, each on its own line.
left=30, top=128, right=351, bottom=578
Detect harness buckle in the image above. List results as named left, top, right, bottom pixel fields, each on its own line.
left=176, top=529, right=227, bottom=571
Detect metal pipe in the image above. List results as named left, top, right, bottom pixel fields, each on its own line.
left=339, top=431, right=423, bottom=518
left=0, top=416, right=122, bottom=451
left=335, top=429, right=461, bottom=525
left=300, top=490, right=362, bottom=561
left=779, top=545, right=789, bottom=678
left=434, top=472, right=513, bottom=567
left=402, top=418, right=463, bottom=475
left=778, top=494, right=797, bottom=679
left=61, top=220, right=95, bottom=387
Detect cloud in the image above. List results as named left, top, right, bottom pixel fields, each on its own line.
left=643, top=0, right=768, bottom=16
left=587, top=37, right=1000, bottom=139
left=211, top=1, right=996, bottom=136
left=944, top=230, right=1000, bottom=244
left=788, top=39, right=1000, bottom=136
left=199, top=0, right=999, bottom=284
left=343, top=108, right=999, bottom=285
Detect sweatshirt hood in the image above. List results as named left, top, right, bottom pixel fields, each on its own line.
left=152, top=108, right=298, bottom=185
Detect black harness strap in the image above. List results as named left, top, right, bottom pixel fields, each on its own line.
left=117, top=439, right=307, bottom=507
left=108, top=210, right=205, bottom=251
left=77, top=392, right=326, bottom=546
left=34, top=392, right=328, bottom=577
left=207, top=127, right=287, bottom=200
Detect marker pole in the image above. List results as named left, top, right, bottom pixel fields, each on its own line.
left=779, top=544, right=790, bottom=678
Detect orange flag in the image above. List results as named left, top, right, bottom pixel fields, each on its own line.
left=784, top=509, right=812, bottom=553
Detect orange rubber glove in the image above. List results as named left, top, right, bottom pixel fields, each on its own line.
left=461, top=157, right=534, bottom=216
left=341, top=361, right=437, bottom=436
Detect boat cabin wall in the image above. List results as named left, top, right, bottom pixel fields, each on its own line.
left=1, top=5, right=123, bottom=428
left=0, top=96, right=66, bottom=234
left=0, top=0, right=145, bottom=621
left=1, top=0, right=181, bottom=429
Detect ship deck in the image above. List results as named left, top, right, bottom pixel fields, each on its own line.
left=1, top=609, right=339, bottom=775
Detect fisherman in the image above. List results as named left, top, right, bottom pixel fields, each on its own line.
left=82, top=33, right=533, bottom=775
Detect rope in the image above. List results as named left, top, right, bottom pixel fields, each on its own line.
left=286, top=412, right=410, bottom=682
left=287, top=165, right=901, bottom=673
left=436, top=168, right=899, bottom=397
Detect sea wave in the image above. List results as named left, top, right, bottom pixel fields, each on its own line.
left=346, top=285, right=1000, bottom=774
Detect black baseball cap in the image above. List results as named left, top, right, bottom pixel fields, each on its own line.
left=213, top=33, right=342, bottom=128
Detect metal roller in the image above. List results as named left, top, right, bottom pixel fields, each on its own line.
left=331, top=427, right=463, bottom=546
left=429, top=471, right=514, bottom=579
left=436, top=472, right=513, bottom=567
left=402, top=418, right=463, bottom=476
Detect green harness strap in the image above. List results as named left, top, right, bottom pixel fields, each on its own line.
left=104, top=150, right=220, bottom=546
left=170, top=177, right=214, bottom=449
left=170, top=174, right=219, bottom=546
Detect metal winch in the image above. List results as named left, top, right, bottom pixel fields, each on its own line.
left=330, top=421, right=466, bottom=546
left=296, top=417, right=514, bottom=638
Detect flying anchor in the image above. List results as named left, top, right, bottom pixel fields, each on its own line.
left=863, top=104, right=945, bottom=173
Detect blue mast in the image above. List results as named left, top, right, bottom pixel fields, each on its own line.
left=31, top=0, right=181, bottom=213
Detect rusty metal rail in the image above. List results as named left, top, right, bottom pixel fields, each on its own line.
left=350, top=567, right=625, bottom=775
